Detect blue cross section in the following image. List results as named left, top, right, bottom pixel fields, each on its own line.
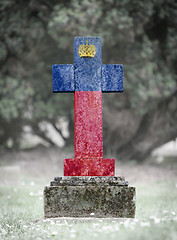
left=53, top=37, right=123, bottom=92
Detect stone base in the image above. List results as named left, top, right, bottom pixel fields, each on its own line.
left=44, top=176, right=136, bottom=218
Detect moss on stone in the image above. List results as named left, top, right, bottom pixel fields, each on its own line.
left=44, top=176, right=136, bottom=218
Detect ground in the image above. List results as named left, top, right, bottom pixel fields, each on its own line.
left=0, top=147, right=177, bottom=240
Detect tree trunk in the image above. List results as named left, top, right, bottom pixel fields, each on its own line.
left=103, top=90, right=177, bottom=161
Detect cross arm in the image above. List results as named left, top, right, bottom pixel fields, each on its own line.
left=102, top=64, right=123, bottom=92
left=53, top=64, right=74, bottom=92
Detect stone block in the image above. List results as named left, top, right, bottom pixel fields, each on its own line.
left=44, top=176, right=136, bottom=218
left=102, top=64, right=123, bottom=92
left=64, top=159, right=115, bottom=176
left=74, top=91, right=103, bottom=159
left=74, top=37, right=102, bottom=91
left=53, top=64, right=74, bottom=92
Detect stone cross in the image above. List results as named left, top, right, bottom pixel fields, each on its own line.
left=53, top=37, right=123, bottom=176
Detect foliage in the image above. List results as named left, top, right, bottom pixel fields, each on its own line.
left=0, top=0, right=176, bottom=159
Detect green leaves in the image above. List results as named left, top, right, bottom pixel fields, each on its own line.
left=0, top=0, right=176, bottom=150
left=0, top=77, right=34, bottom=121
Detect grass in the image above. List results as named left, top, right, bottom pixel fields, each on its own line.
left=0, top=179, right=177, bottom=240
left=0, top=147, right=177, bottom=239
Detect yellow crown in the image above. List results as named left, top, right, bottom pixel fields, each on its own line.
left=78, top=40, right=96, bottom=58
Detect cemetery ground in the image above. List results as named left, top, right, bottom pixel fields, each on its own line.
left=0, top=147, right=177, bottom=240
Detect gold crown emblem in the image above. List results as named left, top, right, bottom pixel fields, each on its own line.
left=78, top=40, right=96, bottom=58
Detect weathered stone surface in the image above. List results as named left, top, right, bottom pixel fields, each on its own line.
left=74, top=92, right=103, bottom=159
left=64, top=158, right=115, bottom=176
left=102, top=64, right=123, bottom=92
left=52, top=37, right=124, bottom=176
left=44, top=176, right=136, bottom=218
left=51, top=176, right=128, bottom=186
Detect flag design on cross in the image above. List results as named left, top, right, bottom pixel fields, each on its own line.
left=53, top=37, right=123, bottom=176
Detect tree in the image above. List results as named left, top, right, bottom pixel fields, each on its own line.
left=0, top=0, right=176, bottom=161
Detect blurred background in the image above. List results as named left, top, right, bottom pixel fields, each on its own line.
left=0, top=0, right=177, bottom=164
left=1, top=2, right=177, bottom=237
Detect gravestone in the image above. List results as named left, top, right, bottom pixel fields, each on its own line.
left=44, top=37, right=136, bottom=218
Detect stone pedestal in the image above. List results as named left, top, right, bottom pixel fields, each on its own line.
left=44, top=177, right=136, bottom=218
